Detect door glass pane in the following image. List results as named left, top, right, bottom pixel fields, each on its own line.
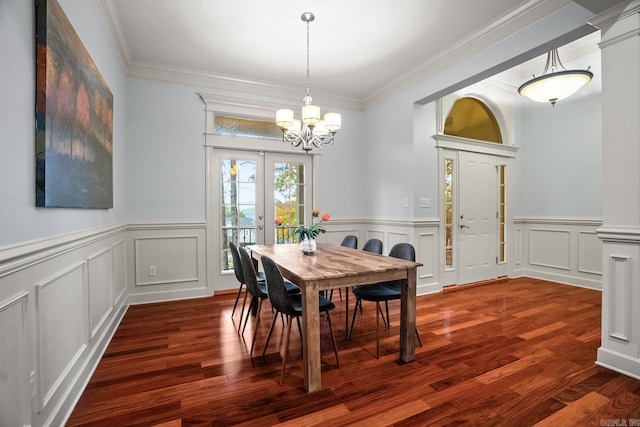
left=220, top=158, right=257, bottom=272
left=274, top=162, right=306, bottom=243
left=445, top=158, right=454, bottom=270
left=213, top=115, right=281, bottom=139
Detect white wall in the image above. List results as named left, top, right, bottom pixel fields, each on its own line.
left=126, top=78, right=206, bottom=221
left=0, top=0, right=128, bottom=249
left=514, top=49, right=602, bottom=218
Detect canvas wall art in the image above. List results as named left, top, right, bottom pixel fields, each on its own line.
left=35, top=0, right=113, bottom=208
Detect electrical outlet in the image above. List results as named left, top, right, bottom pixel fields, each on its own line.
left=420, top=198, right=430, bottom=208
left=148, top=266, right=157, bottom=277
left=402, top=198, right=409, bottom=208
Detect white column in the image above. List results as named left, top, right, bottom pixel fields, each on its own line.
left=592, top=1, right=640, bottom=379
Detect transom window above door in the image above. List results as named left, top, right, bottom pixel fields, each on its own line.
left=443, top=97, right=502, bottom=144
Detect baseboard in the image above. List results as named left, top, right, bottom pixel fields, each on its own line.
left=417, top=281, right=442, bottom=295
left=514, top=269, right=601, bottom=291
left=597, top=347, right=640, bottom=381
left=127, top=286, right=211, bottom=305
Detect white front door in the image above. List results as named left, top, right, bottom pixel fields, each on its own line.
left=211, top=149, right=313, bottom=291
left=458, top=151, right=498, bottom=285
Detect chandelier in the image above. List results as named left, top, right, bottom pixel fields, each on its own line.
left=518, top=48, right=593, bottom=107
left=276, top=12, right=341, bottom=152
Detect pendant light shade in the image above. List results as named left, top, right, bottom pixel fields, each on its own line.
left=518, top=49, right=593, bottom=107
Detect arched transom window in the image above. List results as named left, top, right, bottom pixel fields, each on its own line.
left=443, top=97, right=502, bottom=144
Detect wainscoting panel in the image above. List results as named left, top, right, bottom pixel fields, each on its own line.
left=127, top=223, right=208, bottom=304
left=388, top=231, right=410, bottom=250
left=134, top=235, right=200, bottom=286
left=113, top=240, right=127, bottom=304
left=36, top=263, right=87, bottom=410
left=578, top=231, right=603, bottom=275
left=418, top=232, right=436, bottom=280
left=0, top=224, right=129, bottom=427
left=0, top=292, right=28, bottom=427
left=529, top=228, right=571, bottom=270
left=608, top=255, right=631, bottom=342
left=513, top=218, right=602, bottom=290
left=88, top=248, right=114, bottom=339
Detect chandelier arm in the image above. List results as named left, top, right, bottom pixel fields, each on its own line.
left=275, top=12, right=340, bottom=152
left=552, top=49, right=567, bottom=71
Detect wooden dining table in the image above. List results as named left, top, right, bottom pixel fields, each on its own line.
left=248, top=242, right=422, bottom=392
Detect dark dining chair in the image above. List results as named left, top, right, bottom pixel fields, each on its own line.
left=261, top=255, right=339, bottom=385
left=238, top=246, right=270, bottom=357
left=341, top=235, right=358, bottom=249
left=362, top=238, right=383, bottom=254
left=349, top=242, right=423, bottom=358
left=329, top=235, right=359, bottom=303
left=350, top=238, right=385, bottom=321
left=229, top=241, right=265, bottom=332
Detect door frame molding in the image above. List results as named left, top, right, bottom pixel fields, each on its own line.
left=200, top=93, right=322, bottom=293
left=436, top=134, right=515, bottom=287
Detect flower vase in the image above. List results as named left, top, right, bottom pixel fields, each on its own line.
left=300, top=237, right=316, bottom=255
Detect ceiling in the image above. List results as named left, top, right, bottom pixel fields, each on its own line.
left=101, top=0, right=618, bottom=107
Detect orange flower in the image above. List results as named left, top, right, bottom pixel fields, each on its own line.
left=274, top=218, right=282, bottom=226
left=312, top=209, right=320, bottom=217
left=321, top=212, right=330, bottom=221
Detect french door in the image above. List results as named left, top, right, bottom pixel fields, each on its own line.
left=210, top=149, right=313, bottom=290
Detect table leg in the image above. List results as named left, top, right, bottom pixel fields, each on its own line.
left=400, top=267, right=417, bottom=362
left=301, top=282, right=321, bottom=392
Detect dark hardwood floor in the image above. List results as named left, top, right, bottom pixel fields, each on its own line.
left=67, top=278, right=640, bottom=426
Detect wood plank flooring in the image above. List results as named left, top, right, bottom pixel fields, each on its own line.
left=66, top=278, right=640, bottom=426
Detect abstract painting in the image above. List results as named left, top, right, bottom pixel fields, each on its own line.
left=35, top=0, right=113, bottom=208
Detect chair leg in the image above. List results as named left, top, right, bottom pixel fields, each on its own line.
left=231, top=283, right=243, bottom=317
left=348, top=298, right=361, bottom=339
left=249, top=299, right=263, bottom=357
left=378, top=303, right=388, bottom=329
left=385, top=301, right=390, bottom=329
left=237, top=289, right=249, bottom=333
left=326, top=312, right=339, bottom=368
left=345, top=289, right=349, bottom=335
left=262, top=310, right=279, bottom=357
left=241, top=296, right=254, bottom=336
left=280, top=315, right=293, bottom=385
left=375, top=301, right=380, bottom=359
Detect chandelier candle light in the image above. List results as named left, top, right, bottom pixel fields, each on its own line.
left=276, top=12, right=341, bottom=152
left=518, top=48, right=593, bottom=107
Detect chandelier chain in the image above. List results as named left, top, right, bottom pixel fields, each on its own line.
left=306, top=18, right=311, bottom=99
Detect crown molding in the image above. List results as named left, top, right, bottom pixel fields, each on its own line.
left=97, top=0, right=131, bottom=71
left=126, top=62, right=364, bottom=112
left=588, top=1, right=640, bottom=31
left=101, top=0, right=574, bottom=112
left=363, top=0, right=575, bottom=109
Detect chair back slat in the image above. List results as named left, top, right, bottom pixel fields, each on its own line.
left=229, top=242, right=245, bottom=283
left=262, top=255, right=299, bottom=317
left=239, top=247, right=267, bottom=299
left=362, top=238, right=383, bottom=254
left=340, top=235, right=358, bottom=249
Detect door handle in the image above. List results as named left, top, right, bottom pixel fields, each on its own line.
left=459, top=224, right=470, bottom=229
